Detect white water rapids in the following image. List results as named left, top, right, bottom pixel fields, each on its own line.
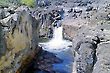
left=39, top=26, right=72, bottom=52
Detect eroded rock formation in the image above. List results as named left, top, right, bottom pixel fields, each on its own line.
left=0, top=6, right=40, bottom=73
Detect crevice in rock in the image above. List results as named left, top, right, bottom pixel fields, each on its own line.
left=74, top=36, right=101, bottom=73
left=92, top=36, right=101, bottom=72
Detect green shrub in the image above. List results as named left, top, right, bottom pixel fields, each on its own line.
left=20, top=0, right=35, bottom=7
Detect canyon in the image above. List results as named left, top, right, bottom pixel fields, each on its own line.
left=0, top=0, right=110, bottom=73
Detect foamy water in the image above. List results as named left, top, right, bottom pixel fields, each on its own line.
left=39, top=26, right=72, bottom=52
left=38, top=26, right=74, bottom=73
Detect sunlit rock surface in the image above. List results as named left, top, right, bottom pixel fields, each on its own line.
left=93, top=43, right=110, bottom=73
left=0, top=6, right=40, bottom=73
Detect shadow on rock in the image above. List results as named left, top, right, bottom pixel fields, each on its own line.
left=22, top=47, right=63, bottom=73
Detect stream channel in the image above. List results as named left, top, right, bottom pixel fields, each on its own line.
left=38, top=25, right=74, bottom=73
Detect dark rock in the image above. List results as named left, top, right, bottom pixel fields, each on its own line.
left=8, top=10, right=15, bottom=14
left=49, top=10, right=62, bottom=23
left=78, top=2, right=87, bottom=6
left=74, top=7, right=82, bottom=13
left=72, top=13, right=77, bottom=18
left=38, top=8, right=63, bottom=38
left=0, top=9, right=5, bottom=19
left=62, top=1, right=67, bottom=4
left=74, top=0, right=82, bottom=3
left=48, top=27, right=53, bottom=38
left=86, top=6, right=93, bottom=11
left=106, top=13, right=110, bottom=20
left=68, top=8, right=73, bottom=13
left=37, top=0, right=50, bottom=7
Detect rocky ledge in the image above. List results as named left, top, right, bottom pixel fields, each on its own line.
left=61, top=0, right=110, bottom=73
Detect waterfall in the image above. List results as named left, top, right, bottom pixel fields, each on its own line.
left=39, top=26, right=72, bottom=52
left=38, top=26, right=74, bottom=73
left=37, top=8, right=74, bottom=73
left=53, top=27, right=63, bottom=40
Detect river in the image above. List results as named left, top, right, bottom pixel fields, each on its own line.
left=38, top=26, right=74, bottom=73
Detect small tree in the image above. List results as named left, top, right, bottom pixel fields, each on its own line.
left=21, top=0, right=35, bottom=7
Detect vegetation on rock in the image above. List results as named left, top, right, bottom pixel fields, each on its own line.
left=20, top=0, right=35, bottom=7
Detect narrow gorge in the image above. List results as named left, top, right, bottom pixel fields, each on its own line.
left=0, top=0, right=110, bottom=73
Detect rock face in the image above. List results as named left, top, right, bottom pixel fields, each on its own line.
left=62, top=0, right=110, bottom=40
left=75, top=43, right=95, bottom=73
left=60, top=0, right=110, bottom=72
left=0, top=6, right=40, bottom=73
left=71, top=23, right=110, bottom=73
left=62, top=19, right=88, bottom=40
left=93, top=43, right=110, bottom=73
left=72, top=26, right=100, bottom=73
left=38, top=8, right=64, bottom=38
left=0, top=8, right=6, bottom=58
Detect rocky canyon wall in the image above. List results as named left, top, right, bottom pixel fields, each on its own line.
left=0, top=6, right=40, bottom=73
